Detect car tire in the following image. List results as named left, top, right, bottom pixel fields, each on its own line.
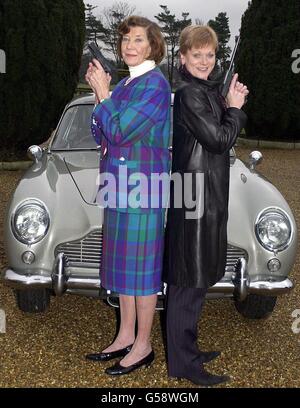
left=15, top=289, right=51, bottom=313
left=234, top=294, right=277, bottom=319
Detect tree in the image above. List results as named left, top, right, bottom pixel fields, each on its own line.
left=0, top=0, right=85, bottom=156
left=208, top=12, right=231, bottom=73
left=101, top=1, right=136, bottom=66
left=195, top=18, right=204, bottom=26
left=83, top=1, right=136, bottom=67
left=85, top=3, right=104, bottom=45
left=236, top=0, right=300, bottom=140
left=155, top=5, right=191, bottom=86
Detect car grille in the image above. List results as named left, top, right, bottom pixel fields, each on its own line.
left=55, top=229, right=247, bottom=271
left=225, top=245, right=248, bottom=273
left=55, top=229, right=103, bottom=268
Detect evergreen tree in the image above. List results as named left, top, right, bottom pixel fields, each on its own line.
left=195, top=18, right=204, bottom=26
left=85, top=3, right=104, bottom=45
left=101, top=1, right=136, bottom=67
left=208, top=12, right=231, bottom=73
left=0, top=0, right=85, bottom=156
left=236, top=0, right=300, bottom=140
left=82, top=2, right=136, bottom=68
left=155, top=5, right=191, bottom=86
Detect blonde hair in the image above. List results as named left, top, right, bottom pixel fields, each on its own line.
left=179, top=25, right=218, bottom=54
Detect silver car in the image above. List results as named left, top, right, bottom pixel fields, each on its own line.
left=2, top=94, right=298, bottom=319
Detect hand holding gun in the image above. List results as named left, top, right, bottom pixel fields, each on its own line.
left=221, top=35, right=240, bottom=99
left=86, top=42, right=114, bottom=103
left=87, top=42, right=115, bottom=76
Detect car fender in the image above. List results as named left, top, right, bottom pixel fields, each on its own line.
left=228, top=159, right=298, bottom=279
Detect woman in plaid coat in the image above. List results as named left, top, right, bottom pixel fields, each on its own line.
left=85, top=16, right=171, bottom=375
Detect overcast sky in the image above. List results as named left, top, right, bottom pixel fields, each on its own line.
left=85, top=0, right=250, bottom=48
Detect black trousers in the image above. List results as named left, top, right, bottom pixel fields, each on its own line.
left=166, top=284, right=207, bottom=377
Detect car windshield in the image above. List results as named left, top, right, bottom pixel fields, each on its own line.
left=51, top=104, right=97, bottom=150
left=50, top=102, right=235, bottom=159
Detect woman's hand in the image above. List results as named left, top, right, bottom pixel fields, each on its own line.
left=85, top=59, right=111, bottom=104
left=226, top=73, right=249, bottom=109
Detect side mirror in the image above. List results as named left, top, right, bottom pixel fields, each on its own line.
left=27, top=145, right=43, bottom=163
left=249, top=150, right=263, bottom=171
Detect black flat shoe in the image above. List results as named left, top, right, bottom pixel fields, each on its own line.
left=85, top=344, right=133, bottom=362
left=199, top=350, right=221, bottom=364
left=105, top=350, right=155, bottom=376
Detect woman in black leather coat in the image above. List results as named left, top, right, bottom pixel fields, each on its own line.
left=163, top=25, right=249, bottom=386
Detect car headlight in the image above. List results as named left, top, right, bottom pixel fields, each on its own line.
left=12, top=200, right=50, bottom=244
left=255, top=208, right=292, bottom=252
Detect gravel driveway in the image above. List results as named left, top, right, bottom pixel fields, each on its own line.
left=0, top=147, right=299, bottom=388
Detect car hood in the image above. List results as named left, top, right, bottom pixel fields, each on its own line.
left=56, top=152, right=295, bottom=211
left=61, top=151, right=100, bottom=204
left=20, top=151, right=100, bottom=205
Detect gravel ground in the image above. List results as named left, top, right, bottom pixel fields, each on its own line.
left=0, top=148, right=299, bottom=388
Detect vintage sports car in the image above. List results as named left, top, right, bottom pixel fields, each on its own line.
left=2, top=94, right=298, bottom=319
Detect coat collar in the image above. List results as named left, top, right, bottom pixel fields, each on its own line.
left=179, top=64, right=221, bottom=90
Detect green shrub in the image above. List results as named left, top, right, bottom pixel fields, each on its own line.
left=0, top=0, right=85, bottom=155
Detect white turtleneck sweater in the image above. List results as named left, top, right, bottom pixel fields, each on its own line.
left=125, top=60, right=156, bottom=85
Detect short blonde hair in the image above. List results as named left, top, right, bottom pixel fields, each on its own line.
left=179, top=25, right=218, bottom=54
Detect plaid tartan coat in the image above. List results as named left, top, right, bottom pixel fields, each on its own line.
left=91, top=67, right=171, bottom=213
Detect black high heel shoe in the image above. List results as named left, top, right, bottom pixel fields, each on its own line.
left=85, top=344, right=133, bottom=362
left=105, top=350, right=155, bottom=376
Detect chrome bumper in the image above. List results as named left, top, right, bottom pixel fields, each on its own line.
left=2, top=255, right=294, bottom=299
left=208, top=278, right=294, bottom=298
left=2, top=253, right=100, bottom=295
left=207, top=258, right=293, bottom=300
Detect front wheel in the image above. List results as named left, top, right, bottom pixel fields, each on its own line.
left=15, top=289, right=51, bottom=313
left=234, top=294, right=277, bottom=319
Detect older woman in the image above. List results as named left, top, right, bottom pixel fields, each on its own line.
left=163, top=25, right=248, bottom=386
left=85, top=16, right=171, bottom=376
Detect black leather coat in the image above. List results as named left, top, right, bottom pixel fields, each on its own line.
left=163, top=70, right=247, bottom=289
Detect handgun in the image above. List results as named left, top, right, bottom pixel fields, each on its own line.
left=88, top=42, right=114, bottom=76
left=221, top=35, right=240, bottom=98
